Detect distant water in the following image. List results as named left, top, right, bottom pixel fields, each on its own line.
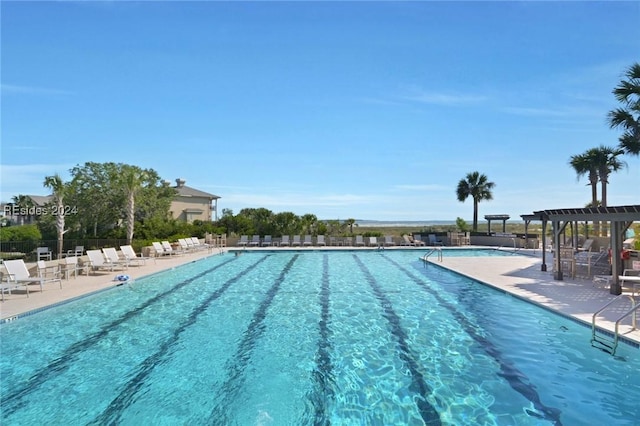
left=356, top=220, right=455, bottom=227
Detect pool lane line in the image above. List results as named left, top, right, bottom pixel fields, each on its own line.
left=308, top=253, right=335, bottom=425
left=353, top=255, right=442, bottom=426
left=207, top=254, right=299, bottom=424
left=88, top=254, right=272, bottom=425
left=382, top=255, right=563, bottom=426
left=0, top=255, right=242, bottom=417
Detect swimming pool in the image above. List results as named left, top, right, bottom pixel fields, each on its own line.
left=1, top=251, right=638, bottom=425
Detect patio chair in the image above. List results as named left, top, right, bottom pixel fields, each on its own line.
left=412, top=235, right=426, bottom=246
left=191, top=237, right=210, bottom=251
left=36, top=247, right=52, bottom=261
left=60, top=255, right=89, bottom=279
left=316, top=235, right=326, bottom=246
left=428, top=234, right=443, bottom=246
left=178, top=238, right=194, bottom=252
left=355, top=235, right=365, bottom=246
left=237, top=235, right=249, bottom=247
left=37, top=260, right=63, bottom=289
left=120, top=245, right=155, bottom=266
left=384, top=236, right=395, bottom=246
left=262, top=235, right=273, bottom=246
left=162, top=241, right=183, bottom=256
left=152, top=241, right=171, bottom=257
left=63, top=246, right=84, bottom=258
left=303, top=235, right=313, bottom=246
left=280, top=235, right=291, bottom=246
left=102, top=247, right=130, bottom=269
left=3, top=259, right=46, bottom=293
left=368, top=236, right=378, bottom=247
left=86, top=249, right=124, bottom=274
left=292, top=235, right=302, bottom=246
left=249, top=235, right=261, bottom=247
left=401, top=235, right=415, bottom=246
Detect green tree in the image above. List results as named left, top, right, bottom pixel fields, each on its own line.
left=569, top=149, right=601, bottom=235
left=345, top=218, right=357, bottom=234
left=11, top=194, right=35, bottom=225
left=608, top=62, right=640, bottom=156
left=593, top=145, right=626, bottom=208
left=456, top=171, right=495, bottom=232
left=43, top=173, right=67, bottom=258
left=120, top=165, right=146, bottom=245
left=455, top=217, right=468, bottom=232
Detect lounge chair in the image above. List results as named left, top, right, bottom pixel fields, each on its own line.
left=428, top=234, right=443, bottom=246
left=162, top=241, right=183, bottom=256
left=237, top=235, right=249, bottom=247
left=355, top=235, right=365, bottom=246
left=3, top=259, right=46, bottom=293
left=384, top=236, right=395, bottom=246
left=191, top=237, right=210, bottom=251
left=303, top=235, right=313, bottom=246
left=1, top=260, right=33, bottom=300
left=60, top=255, right=89, bottom=279
left=87, top=249, right=125, bottom=274
left=368, top=236, right=378, bottom=247
left=292, top=235, right=302, bottom=246
left=412, top=235, right=426, bottom=246
left=401, top=235, right=415, bottom=246
left=249, top=235, right=260, bottom=247
left=103, top=247, right=130, bottom=269
left=317, top=235, right=326, bottom=246
left=37, top=260, right=63, bottom=289
left=178, top=238, right=194, bottom=252
left=262, top=235, right=272, bottom=247
left=280, top=235, right=291, bottom=246
left=120, top=245, right=155, bottom=265
left=152, top=242, right=171, bottom=257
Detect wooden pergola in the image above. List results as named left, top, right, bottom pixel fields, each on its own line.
left=521, top=205, right=640, bottom=295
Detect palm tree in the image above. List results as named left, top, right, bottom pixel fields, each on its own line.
left=456, top=171, right=495, bottom=232
left=593, top=145, right=626, bottom=208
left=121, top=166, right=147, bottom=245
left=345, top=218, right=357, bottom=234
left=11, top=194, right=34, bottom=225
left=569, top=150, right=600, bottom=235
left=43, top=173, right=67, bottom=258
left=608, top=62, right=640, bottom=156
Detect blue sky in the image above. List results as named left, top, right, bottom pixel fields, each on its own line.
left=2, top=1, right=639, bottom=222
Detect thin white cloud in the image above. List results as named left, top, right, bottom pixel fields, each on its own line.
left=1, top=84, right=73, bottom=96
left=402, top=92, right=488, bottom=106
left=394, top=184, right=448, bottom=191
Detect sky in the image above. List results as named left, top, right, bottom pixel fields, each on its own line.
left=1, top=1, right=639, bottom=222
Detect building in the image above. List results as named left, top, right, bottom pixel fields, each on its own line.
left=169, top=178, right=220, bottom=223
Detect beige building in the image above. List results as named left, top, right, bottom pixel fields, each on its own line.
left=169, top=178, right=220, bottom=223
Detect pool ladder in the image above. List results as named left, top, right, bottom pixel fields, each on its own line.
left=421, top=247, right=442, bottom=264
left=591, top=294, right=639, bottom=356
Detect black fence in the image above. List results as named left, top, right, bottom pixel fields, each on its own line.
left=1, top=239, right=129, bottom=261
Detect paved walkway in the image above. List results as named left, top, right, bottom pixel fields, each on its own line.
left=1, top=247, right=638, bottom=348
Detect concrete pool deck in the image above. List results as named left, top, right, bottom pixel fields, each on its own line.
left=1, top=246, right=638, bottom=348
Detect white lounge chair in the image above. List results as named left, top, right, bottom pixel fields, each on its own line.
left=191, top=237, right=209, bottom=251
left=303, top=235, right=313, bottom=246
left=152, top=242, right=170, bottom=257
left=120, top=245, right=155, bottom=265
left=86, top=249, right=124, bottom=274
left=249, top=235, right=260, bottom=247
left=355, top=235, right=365, bottom=246
left=292, top=235, right=302, bottom=246
left=262, top=235, right=272, bottom=247
left=316, top=235, right=326, bottom=246
left=162, top=241, right=183, bottom=256
left=280, top=235, right=290, bottom=246
left=62, top=245, right=84, bottom=258
left=384, top=236, right=394, bottom=246
left=400, top=235, right=415, bottom=246
left=3, top=259, right=46, bottom=293
left=238, top=235, right=249, bottom=247
left=413, top=235, right=426, bottom=246
left=368, top=236, right=378, bottom=247
left=102, top=247, right=130, bottom=269
left=36, top=247, right=52, bottom=261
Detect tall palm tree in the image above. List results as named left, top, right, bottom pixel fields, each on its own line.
left=345, top=218, right=357, bottom=234
left=43, top=173, right=67, bottom=258
left=121, top=166, right=147, bottom=245
left=569, top=150, right=600, bottom=235
left=456, top=171, right=495, bottom=232
left=11, top=194, right=34, bottom=225
left=593, top=145, right=626, bottom=208
left=608, top=62, right=640, bottom=156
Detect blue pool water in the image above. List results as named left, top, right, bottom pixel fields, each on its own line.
left=1, top=251, right=639, bottom=425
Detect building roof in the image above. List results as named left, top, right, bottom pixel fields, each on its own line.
left=172, top=178, right=220, bottom=200
left=27, top=195, right=53, bottom=206
left=525, top=205, right=640, bottom=222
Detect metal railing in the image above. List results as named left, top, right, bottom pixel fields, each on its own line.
left=591, top=294, right=639, bottom=355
